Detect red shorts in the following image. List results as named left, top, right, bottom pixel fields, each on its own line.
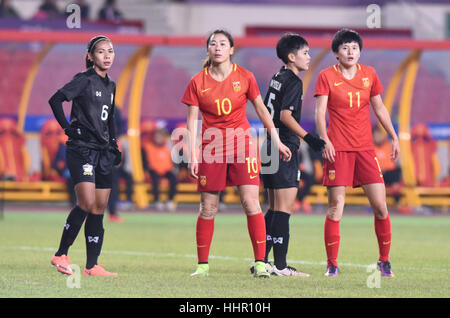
left=323, top=150, right=384, bottom=187
left=197, top=135, right=260, bottom=191
left=197, top=161, right=260, bottom=191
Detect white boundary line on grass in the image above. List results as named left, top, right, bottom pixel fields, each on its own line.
left=2, top=245, right=449, bottom=272
left=0, top=245, right=370, bottom=269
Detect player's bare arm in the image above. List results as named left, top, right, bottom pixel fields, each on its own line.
left=315, top=94, right=335, bottom=162
left=252, top=95, right=292, bottom=162
left=370, top=94, right=400, bottom=161
left=280, top=109, right=308, bottom=138
left=281, top=109, right=325, bottom=152
left=187, top=105, right=199, bottom=179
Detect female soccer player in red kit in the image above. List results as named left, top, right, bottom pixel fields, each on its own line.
left=315, top=29, right=400, bottom=277
left=182, top=29, right=292, bottom=278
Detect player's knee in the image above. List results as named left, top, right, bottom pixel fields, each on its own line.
left=327, top=197, right=344, bottom=220
left=199, top=202, right=218, bottom=219
left=78, top=201, right=96, bottom=213
left=371, top=201, right=388, bottom=218
left=95, top=203, right=108, bottom=214
left=241, top=197, right=261, bottom=215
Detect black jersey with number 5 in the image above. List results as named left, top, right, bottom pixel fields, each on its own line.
left=58, top=67, right=116, bottom=150
left=263, top=66, right=303, bottom=147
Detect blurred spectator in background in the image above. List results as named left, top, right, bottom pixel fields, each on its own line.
left=98, top=0, right=122, bottom=22
left=294, top=141, right=321, bottom=213
left=411, top=123, right=440, bottom=187
left=107, top=108, right=133, bottom=223
left=74, top=0, right=90, bottom=19
left=52, top=135, right=76, bottom=207
left=373, top=125, right=403, bottom=207
left=0, top=0, right=20, bottom=18
left=142, top=127, right=178, bottom=212
left=34, top=0, right=63, bottom=19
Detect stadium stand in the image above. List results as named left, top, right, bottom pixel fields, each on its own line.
left=0, top=12, right=448, bottom=211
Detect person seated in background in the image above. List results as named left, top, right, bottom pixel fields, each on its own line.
left=33, top=0, right=63, bottom=19
left=142, top=127, right=178, bottom=212
left=98, top=0, right=122, bottom=22
left=410, top=123, right=440, bottom=187
left=73, top=0, right=90, bottom=19
left=52, top=135, right=76, bottom=207
left=373, top=125, right=405, bottom=211
left=107, top=108, right=133, bottom=223
left=40, top=119, right=65, bottom=182
left=0, top=0, right=20, bottom=18
left=294, top=140, right=322, bottom=213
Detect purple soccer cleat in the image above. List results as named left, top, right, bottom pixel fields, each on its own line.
left=324, top=261, right=339, bottom=277
left=377, top=260, right=394, bottom=277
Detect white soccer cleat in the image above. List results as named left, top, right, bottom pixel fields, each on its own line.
left=271, top=265, right=310, bottom=277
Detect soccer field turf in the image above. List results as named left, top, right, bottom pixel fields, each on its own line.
left=0, top=209, right=449, bottom=298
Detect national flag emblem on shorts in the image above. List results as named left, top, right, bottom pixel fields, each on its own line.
left=329, top=169, right=335, bottom=181
left=82, top=163, right=93, bottom=176
left=362, top=77, right=370, bottom=88
left=200, top=175, right=207, bottom=186
left=232, top=81, right=241, bottom=92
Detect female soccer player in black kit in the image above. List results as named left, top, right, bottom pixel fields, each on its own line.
left=49, top=35, right=121, bottom=277
left=261, top=34, right=325, bottom=276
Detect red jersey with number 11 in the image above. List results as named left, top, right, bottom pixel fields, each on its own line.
left=314, top=64, right=383, bottom=151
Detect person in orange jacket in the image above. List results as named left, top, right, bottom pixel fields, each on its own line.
left=142, top=127, right=178, bottom=211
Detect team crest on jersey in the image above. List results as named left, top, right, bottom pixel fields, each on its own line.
left=82, top=163, right=93, bottom=176
left=200, top=175, right=207, bottom=186
left=362, top=77, right=370, bottom=88
left=232, top=81, right=241, bottom=92
left=329, top=170, right=336, bottom=181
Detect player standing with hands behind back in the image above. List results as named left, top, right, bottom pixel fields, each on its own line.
left=49, top=35, right=121, bottom=277
left=314, top=29, right=399, bottom=277
left=260, top=33, right=325, bottom=277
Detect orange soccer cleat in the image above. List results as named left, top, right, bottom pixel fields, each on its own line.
left=83, top=264, right=118, bottom=277
left=51, top=254, right=73, bottom=275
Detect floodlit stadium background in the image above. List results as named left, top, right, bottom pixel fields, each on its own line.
left=0, top=0, right=449, bottom=212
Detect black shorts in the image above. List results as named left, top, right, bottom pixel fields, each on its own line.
left=261, top=140, right=300, bottom=189
left=66, top=145, right=115, bottom=189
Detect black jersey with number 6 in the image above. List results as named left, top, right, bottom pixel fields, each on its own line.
left=264, top=66, right=303, bottom=147
left=58, top=67, right=116, bottom=150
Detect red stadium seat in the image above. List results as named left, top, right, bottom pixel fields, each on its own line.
left=0, top=118, right=30, bottom=181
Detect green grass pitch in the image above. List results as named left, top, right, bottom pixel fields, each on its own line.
left=0, top=209, right=448, bottom=298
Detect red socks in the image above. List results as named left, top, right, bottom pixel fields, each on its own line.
left=324, top=214, right=391, bottom=267
left=247, top=213, right=266, bottom=262
left=324, top=216, right=340, bottom=267
left=374, top=214, right=391, bottom=262
left=196, top=217, right=214, bottom=264
left=196, top=213, right=266, bottom=264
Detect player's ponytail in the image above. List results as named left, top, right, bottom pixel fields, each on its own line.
left=85, top=35, right=111, bottom=69
left=203, top=29, right=234, bottom=69
left=202, top=57, right=211, bottom=69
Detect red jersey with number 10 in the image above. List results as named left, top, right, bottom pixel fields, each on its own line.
left=314, top=64, right=383, bottom=151
left=182, top=64, right=260, bottom=157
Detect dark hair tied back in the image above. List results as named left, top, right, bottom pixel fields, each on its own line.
left=203, top=29, right=234, bottom=68
left=85, top=35, right=111, bottom=69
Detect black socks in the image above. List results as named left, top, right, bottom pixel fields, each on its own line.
left=55, top=206, right=105, bottom=270
left=269, top=211, right=291, bottom=270
left=55, top=206, right=88, bottom=256
left=84, top=213, right=105, bottom=270
left=264, top=209, right=274, bottom=263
